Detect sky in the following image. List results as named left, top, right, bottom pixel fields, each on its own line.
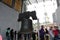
left=26, top=0, right=57, bottom=24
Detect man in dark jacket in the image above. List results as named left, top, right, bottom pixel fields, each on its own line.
left=39, top=25, right=45, bottom=40
left=10, top=29, right=14, bottom=40
left=6, top=27, right=10, bottom=40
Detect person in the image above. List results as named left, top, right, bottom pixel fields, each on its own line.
left=27, top=33, right=31, bottom=40
left=45, top=28, right=49, bottom=40
left=39, top=25, right=45, bottom=40
left=53, top=26, right=59, bottom=40
left=24, top=34, right=28, bottom=40
left=32, top=32, right=36, bottom=40
left=58, top=30, right=60, bottom=39
left=0, top=34, right=2, bottom=40
left=17, top=31, right=22, bottom=40
left=10, top=29, right=14, bottom=40
left=14, top=31, right=17, bottom=40
left=49, top=27, right=54, bottom=40
left=6, top=27, right=10, bottom=40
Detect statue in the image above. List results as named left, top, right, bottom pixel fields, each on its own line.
left=18, top=11, right=37, bottom=34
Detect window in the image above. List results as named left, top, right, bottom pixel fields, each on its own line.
left=26, top=0, right=57, bottom=24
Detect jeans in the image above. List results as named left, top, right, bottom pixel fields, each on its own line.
left=40, top=36, right=44, bottom=40
left=54, top=36, right=58, bottom=40
left=50, top=35, right=54, bottom=40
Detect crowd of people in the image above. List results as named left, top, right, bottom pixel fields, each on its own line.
left=5, top=25, right=60, bottom=40
left=39, top=25, right=60, bottom=40
left=6, top=28, right=17, bottom=40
